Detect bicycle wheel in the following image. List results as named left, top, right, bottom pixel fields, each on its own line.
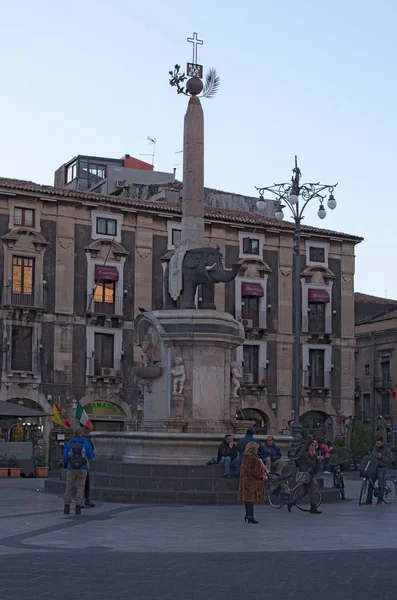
left=338, top=473, right=346, bottom=500
left=383, top=479, right=397, bottom=504
left=294, top=484, right=322, bottom=512
left=359, top=479, right=368, bottom=506
left=268, top=481, right=285, bottom=509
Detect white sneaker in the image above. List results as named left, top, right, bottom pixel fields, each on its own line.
left=323, top=471, right=330, bottom=474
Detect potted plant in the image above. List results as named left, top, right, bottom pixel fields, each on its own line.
left=0, top=454, right=8, bottom=477
left=34, top=446, right=48, bottom=477
left=7, top=455, right=21, bottom=478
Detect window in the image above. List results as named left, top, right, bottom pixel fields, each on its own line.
left=66, top=161, right=77, bottom=183
left=309, top=349, right=325, bottom=388
left=381, top=360, right=390, bottom=386
left=239, top=231, right=265, bottom=259
left=309, top=246, right=325, bottom=263
left=172, top=228, right=181, bottom=248
left=242, top=237, right=260, bottom=255
left=12, top=256, right=34, bottom=305
left=94, top=333, right=114, bottom=376
left=363, top=394, right=371, bottom=420
left=242, top=296, right=259, bottom=328
left=79, top=160, right=106, bottom=189
left=11, top=326, right=33, bottom=371
left=381, top=394, right=390, bottom=416
left=365, top=364, right=370, bottom=376
left=94, top=281, right=115, bottom=314
left=243, top=345, right=259, bottom=384
left=96, top=217, right=117, bottom=237
left=14, top=207, right=35, bottom=228
left=308, top=302, right=326, bottom=333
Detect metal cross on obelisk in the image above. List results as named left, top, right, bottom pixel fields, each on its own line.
left=186, top=32, right=203, bottom=78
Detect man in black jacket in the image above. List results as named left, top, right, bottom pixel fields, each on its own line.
left=217, top=434, right=240, bottom=478
left=362, top=436, right=393, bottom=506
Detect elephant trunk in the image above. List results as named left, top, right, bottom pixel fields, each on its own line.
left=209, top=264, right=239, bottom=283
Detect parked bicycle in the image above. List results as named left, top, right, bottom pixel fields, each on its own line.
left=268, top=474, right=322, bottom=512
left=332, top=464, right=346, bottom=500
left=359, top=476, right=397, bottom=506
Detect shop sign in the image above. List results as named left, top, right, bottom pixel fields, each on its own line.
left=85, top=402, right=125, bottom=421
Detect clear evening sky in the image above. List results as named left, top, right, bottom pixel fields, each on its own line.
left=0, top=1, right=395, bottom=299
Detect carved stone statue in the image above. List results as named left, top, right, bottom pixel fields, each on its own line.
left=231, top=362, right=243, bottom=397
left=171, top=357, right=186, bottom=395
left=163, top=246, right=239, bottom=310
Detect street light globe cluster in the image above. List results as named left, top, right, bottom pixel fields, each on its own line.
left=254, top=156, right=338, bottom=447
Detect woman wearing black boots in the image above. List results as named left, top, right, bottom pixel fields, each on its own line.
left=238, top=442, right=268, bottom=524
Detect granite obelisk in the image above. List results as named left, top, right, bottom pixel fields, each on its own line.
left=180, top=94, right=205, bottom=250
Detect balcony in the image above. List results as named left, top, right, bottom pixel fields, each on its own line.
left=2, top=287, right=47, bottom=310
left=87, top=358, right=123, bottom=380
left=5, top=351, right=40, bottom=376
left=302, top=369, right=331, bottom=391
left=302, top=316, right=333, bottom=336
left=371, top=376, right=392, bottom=392
left=86, top=295, right=123, bottom=317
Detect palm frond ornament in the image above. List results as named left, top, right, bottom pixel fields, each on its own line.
left=201, top=68, right=220, bottom=99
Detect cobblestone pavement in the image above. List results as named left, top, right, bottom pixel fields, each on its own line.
left=0, top=476, right=396, bottom=599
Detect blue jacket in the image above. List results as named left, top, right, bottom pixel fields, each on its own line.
left=236, top=434, right=262, bottom=457
left=261, top=442, right=282, bottom=462
left=63, top=436, right=95, bottom=470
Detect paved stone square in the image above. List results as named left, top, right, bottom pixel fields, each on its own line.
left=0, top=474, right=396, bottom=599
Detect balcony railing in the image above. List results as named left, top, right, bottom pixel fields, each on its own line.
left=372, top=376, right=393, bottom=391
left=87, top=358, right=123, bottom=378
left=302, top=316, right=333, bottom=334
left=302, top=370, right=331, bottom=390
left=6, top=351, right=40, bottom=374
left=2, top=287, right=47, bottom=310
left=86, top=295, right=123, bottom=316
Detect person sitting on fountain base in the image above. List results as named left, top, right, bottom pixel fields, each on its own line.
left=217, top=434, right=240, bottom=479
left=261, top=436, right=284, bottom=475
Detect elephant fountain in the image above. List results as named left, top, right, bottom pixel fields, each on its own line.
left=163, top=246, right=239, bottom=310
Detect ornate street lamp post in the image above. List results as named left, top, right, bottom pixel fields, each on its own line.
left=255, top=156, right=337, bottom=445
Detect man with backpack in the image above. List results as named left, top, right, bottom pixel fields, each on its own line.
left=63, top=427, right=95, bottom=515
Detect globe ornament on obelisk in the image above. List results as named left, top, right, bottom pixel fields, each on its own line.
left=165, top=33, right=230, bottom=310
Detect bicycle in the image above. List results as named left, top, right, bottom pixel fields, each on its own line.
left=332, top=464, right=346, bottom=500
left=359, top=475, right=397, bottom=506
left=268, top=473, right=322, bottom=512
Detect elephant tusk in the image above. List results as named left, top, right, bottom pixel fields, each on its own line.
left=205, top=263, right=217, bottom=271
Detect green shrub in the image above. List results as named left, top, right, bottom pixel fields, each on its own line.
left=350, top=420, right=374, bottom=463
left=7, top=455, right=20, bottom=468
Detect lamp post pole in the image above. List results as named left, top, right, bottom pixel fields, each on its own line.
left=256, top=156, right=337, bottom=447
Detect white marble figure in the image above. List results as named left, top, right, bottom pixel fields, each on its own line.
left=231, top=362, right=243, bottom=397
left=171, top=357, right=186, bottom=395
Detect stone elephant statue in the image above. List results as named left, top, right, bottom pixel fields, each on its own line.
left=163, top=246, right=239, bottom=310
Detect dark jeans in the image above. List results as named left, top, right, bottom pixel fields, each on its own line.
left=323, top=458, right=330, bottom=471
left=367, top=467, right=387, bottom=502
left=245, top=501, right=254, bottom=517
left=219, top=456, right=240, bottom=476
left=295, top=480, right=317, bottom=507
left=84, top=471, right=90, bottom=500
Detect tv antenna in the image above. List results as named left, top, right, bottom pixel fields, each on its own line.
left=139, top=136, right=157, bottom=166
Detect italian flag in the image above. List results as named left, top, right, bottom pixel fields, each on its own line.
left=76, top=402, right=94, bottom=431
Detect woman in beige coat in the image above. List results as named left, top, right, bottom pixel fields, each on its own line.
left=238, top=441, right=268, bottom=524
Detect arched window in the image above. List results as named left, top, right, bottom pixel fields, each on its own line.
left=236, top=408, right=269, bottom=434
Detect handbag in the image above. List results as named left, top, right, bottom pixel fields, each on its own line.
left=296, top=470, right=312, bottom=484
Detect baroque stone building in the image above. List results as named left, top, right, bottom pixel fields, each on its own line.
left=355, top=292, right=397, bottom=439
left=0, top=174, right=361, bottom=456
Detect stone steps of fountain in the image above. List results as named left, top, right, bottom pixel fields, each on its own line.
left=91, top=461, right=232, bottom=478
left=44, top=466, right=342, bottom=505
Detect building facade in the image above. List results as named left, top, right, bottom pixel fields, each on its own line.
left=355, top=293, right=397, bottom=440
left=0, top=175, right=361, bottom=460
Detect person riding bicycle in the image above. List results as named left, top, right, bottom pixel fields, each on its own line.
left=362, top=436, right=393, bottom=506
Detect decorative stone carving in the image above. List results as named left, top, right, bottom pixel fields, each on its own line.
left=301, top=265, right=335, bottom=285
left=85, top=239, right=128, bottom=260
left=230, top=362, right=243, bottom=397
left=173, top=394, right=185, bottom=418
left=171, top=357, right=186, bottom=395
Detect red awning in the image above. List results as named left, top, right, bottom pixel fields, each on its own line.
left=242, top=282, right=264, bottom=297
left=95, top=265, right=119, bottom=282
left=308, top=288, right=330, bottom=303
